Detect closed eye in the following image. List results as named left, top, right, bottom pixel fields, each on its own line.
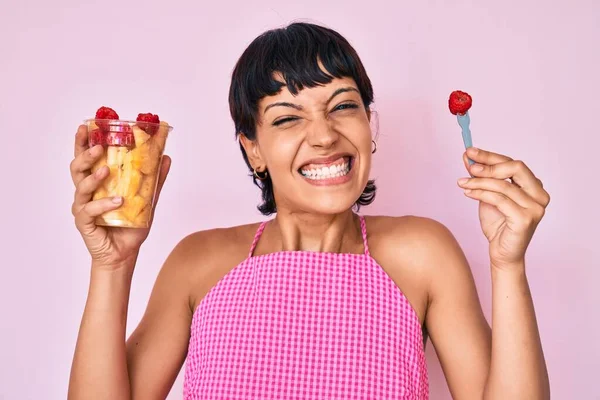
left=272, top=117, right=299, bottom=126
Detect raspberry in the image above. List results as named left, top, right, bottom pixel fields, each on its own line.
left=89, top=128, right=106, bottom=147
left=136, top=113, right=160, bottom=136
left=448, top=91, right=473, bottom=116
left=95, top=106, right=120, bottom=131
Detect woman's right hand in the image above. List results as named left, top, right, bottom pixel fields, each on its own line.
left=70, top=124, right=171, bottom=271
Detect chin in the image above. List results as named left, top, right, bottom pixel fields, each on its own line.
left=295, top=192, right=360, bottom=215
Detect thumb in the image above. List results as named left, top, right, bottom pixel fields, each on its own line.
left=462, top=152, right=474, bottom=177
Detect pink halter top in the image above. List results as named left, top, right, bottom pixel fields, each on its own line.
left=183, top=215, right=429, bottom=399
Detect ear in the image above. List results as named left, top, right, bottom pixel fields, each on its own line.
left=239, top=134, right=266, bottom=171
left=368, top=109, right=379, bottom=141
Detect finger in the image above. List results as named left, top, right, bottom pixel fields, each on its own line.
left=149, top=155, right=171, bottom=222
left=72, top=165, right=110, bottom=213
left=463, top=189, right=526, bottom=221
left=74, top=196, right=123, bottom=231
left=466, top=160, right=550, bottom=207
left=70, top=145, right=104, bottom=186
left=458, top=177, right=537, bottom=209
left=465, top=147, right=513, bottom=166
left=462, top=153, right=475, bottom=177
left=74, top=125, right=89, bottom=158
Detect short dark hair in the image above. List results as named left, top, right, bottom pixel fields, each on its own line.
left=228, top=22, right=377, bottom=215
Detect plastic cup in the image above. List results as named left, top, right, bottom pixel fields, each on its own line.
left=84, top=119, right=173, bottom=228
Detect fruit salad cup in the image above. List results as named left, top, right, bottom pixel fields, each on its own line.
left=85, top=111, right=172, bottom=228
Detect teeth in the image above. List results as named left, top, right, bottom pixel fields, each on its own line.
left=301, top=161, right=350, bottom=180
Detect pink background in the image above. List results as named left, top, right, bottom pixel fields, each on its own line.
left=2, top=0, right=598, bottom=398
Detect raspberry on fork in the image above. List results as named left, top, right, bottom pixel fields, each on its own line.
left=448, top=91, right=472, bottom=116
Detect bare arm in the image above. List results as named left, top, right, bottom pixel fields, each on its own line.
left=420, top=219, right=492, bottom=399
left=423, top=219, right=548, bottom=399
left=483, top=263, right=549, bottom=399
left=68, top=235, right=200, bottom=400
left=69, top=258, right=137, bottom=400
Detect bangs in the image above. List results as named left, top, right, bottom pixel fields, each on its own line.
left=229, top=22, right=374, bottom=138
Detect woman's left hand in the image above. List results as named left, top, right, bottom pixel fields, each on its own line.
left=457, top=147, right=551, bottom=270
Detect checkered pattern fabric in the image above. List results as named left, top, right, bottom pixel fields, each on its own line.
left=183, top=216, right=428, bottom=399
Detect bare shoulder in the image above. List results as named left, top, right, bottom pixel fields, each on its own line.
left=165, top=222, right=264, bottom=311
left=364, top=215, right=469, bottom=323
left=366, top=214, right=465, bottom=267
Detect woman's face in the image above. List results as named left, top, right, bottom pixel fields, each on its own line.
left=241, top=76, right=373, bottom=215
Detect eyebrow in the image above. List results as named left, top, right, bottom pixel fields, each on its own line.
left=326, top=87, right=359, bottom=104
left=263, top=86, right=360, bottom=115
left=264, top=102, right=303, bottom=114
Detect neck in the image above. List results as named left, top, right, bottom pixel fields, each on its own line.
left=269, top=209, right=362, bottom=253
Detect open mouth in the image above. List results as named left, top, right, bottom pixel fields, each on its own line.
left=298, top=156, right=354, bottom=181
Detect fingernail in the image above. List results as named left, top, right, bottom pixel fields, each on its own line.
left=95, top=166, right=106, bottom=177
left=464, top=189, right=472, bottom=194
left=468, top=147, right=479, bottom=155
left=470, top=164, right=484, bottom=172
left=457, top=178, right=469, bottom=185
left=112, top=196, right=122, bottom=204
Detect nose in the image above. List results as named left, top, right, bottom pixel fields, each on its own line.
left=306, top=118, right=339, bottom=149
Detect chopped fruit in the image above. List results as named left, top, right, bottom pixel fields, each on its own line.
left=93, top=186, right=108, bottom=201
left=104, top=166, right=120, bottom=194
left=134, top=206, right=152, bottom=226
left=448, top=90, right=473, bottom=115
left=132, top=126, right=151, bottom=146
left=136, top=113, right=160, bottom=136
left=121, top=195, right=146, bottom=221
left=89, top=129, right=105, bottom=147
left=124, top=148, right=141, bottom=170
left=119, top=168, right=142, bottom=197
left=95, top=106, right=120, bottom=131
left=97, top=210, right=124, bottom=224
left=138, top=176, right=157, bottom=200
left=116, top=146, right=127, bottom=167
left=88, top=120, right=100, bottom=131
left=129, top=143, right=160, bottom=175
left=106, top=146, right=128, bottom=166
left=86, top=114, right=171, bottom=229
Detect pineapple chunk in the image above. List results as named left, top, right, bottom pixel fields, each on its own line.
left=121, top=195, right=147, bottom=222
left=88, top=121, right=100, bottom=131
left=116, top=166, right=142, bottom=197
left=104, top=166, right=120, bottom=195
left=98, top=210, right=124, bottom=224
left=134, top=206, right=152, bottom=226
left=116, top=147, right=128, bottom=167
left=132, top=126, right=151, bottom=147
left=130, top=145, right=151, bottom=172
left=106, top=146, right=119, bottom=166
left=93, top=186, right=108, bottom=201
left=153, top=121, right=170, bottom=150
left=130, top=143, right=160, bottom=175
left=138, top=176, right=157, bottom=200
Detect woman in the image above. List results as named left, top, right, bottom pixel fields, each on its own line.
left=68, top=23, right=551, bottom=399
